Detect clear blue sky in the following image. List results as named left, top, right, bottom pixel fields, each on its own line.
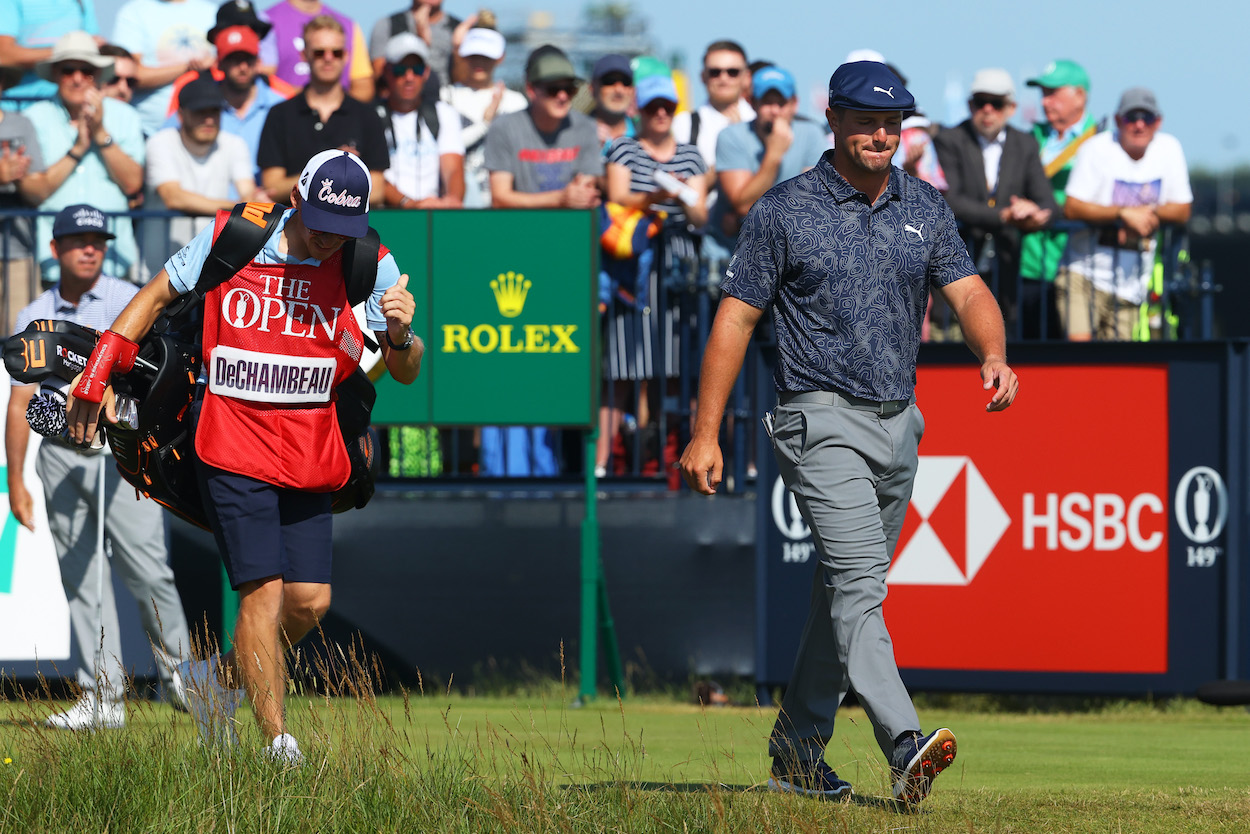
left=95, top=0, right=1248, bottom=170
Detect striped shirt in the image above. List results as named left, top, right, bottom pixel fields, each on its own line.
left=11, top=276, right=139, bottom=387
left=606, top=137, right=707, bottom=224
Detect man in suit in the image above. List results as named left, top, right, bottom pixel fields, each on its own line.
left=934, top=68, right=1055, bottom=338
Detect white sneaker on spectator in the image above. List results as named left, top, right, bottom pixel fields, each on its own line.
left=179, top=656, right=243, bottom=747
left=44, top=692, right=125, bottom=730
left=266, top=733, right=304, bottom=765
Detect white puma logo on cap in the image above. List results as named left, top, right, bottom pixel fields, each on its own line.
left=874, top=86, right=895, bottom=99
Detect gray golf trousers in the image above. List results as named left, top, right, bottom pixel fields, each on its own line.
left=36, top=442, right=190, bottom=699
left=767, top=397, right=924, bottom=763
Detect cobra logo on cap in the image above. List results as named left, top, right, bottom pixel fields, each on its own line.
left=317, top=178, right=362, bottom=208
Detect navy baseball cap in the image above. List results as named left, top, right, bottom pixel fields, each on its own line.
left=178, top=76, right=225, bottom=111
left=593, top=53, right=632, bottom=83
left=52, top=204, right=115, bottom=241
left=828, top=61, right=914, bottom=112
left=297, top=150, right=372, bottom=238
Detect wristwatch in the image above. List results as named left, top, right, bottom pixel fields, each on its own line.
left=386, top=328, right=415, bottom=351
left=96, top=134, right=114, bottom=150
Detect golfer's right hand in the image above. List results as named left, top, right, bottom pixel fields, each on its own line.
left=679, top=436, right=723, bottom=495
left=8, top=477, right=35, bottom=532
left=65, top=372, right=116, bottom=446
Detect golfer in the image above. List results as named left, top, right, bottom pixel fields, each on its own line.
left=679, top=61, right=1019, bottom=803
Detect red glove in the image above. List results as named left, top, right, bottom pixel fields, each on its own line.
left=74, top=330, right=139, bottom=404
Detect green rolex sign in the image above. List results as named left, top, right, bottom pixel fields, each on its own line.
left=369, top=210, right=597, bottom=428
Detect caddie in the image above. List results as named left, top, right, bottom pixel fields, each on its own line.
left=66, top=150, right=423, bottom=763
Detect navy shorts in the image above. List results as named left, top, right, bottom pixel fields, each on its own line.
left=195, top=460, right=334, bottom=590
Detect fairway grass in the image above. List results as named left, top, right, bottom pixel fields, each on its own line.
left=2, top=685, right=1248, bottom=833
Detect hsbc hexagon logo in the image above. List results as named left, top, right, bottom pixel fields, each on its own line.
left=887, top=456, right=1010, bottom=586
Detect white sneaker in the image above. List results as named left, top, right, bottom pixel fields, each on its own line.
left=266, top=733, right=304, bottom=765
left=164, top=665, right=190, bottom=713
left=154, top=649, right=189, bottom=712
left=44, top=692, right=125, bottom=730
left=179, top=657, right=243, bottom=747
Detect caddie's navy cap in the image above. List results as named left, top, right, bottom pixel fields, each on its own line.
left=828, top=60, right=914, bottom=112
left=297, top=150, right=372, bottom=238
left=52, top=204, right=116, bottom=241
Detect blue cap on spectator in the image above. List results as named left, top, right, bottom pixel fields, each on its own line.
left=52, top=205, right=115, bottom=241
left=753, top=66, right=795, bottom=100
left=297, top=150, right=372, bottom=238
left=636, top=74, right=677, bottom=109
left=593, top=53, right=632, bottom=83
left=827, top=61, right=914, bottom=112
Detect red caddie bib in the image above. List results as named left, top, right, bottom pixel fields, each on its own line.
left=194, top=211, right=368, bottom=491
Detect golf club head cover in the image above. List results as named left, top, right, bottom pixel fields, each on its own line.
left=74, top=330, right=139, bottom=403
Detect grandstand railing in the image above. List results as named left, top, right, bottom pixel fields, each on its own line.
left=0, top=208, right=1218, bottom=489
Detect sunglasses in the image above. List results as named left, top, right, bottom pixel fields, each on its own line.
left=542, top=83, right=578, bottom=98
left=310, top=48, right=346, bottom=60
left=1121, top=109, right=1158, bottom=126
left=389, top=60, right=426, bottom=77
left=598, top=73, right=633, bottom=88
left=108, top=76, right=137, bottom=89
left=642, top=99, right=676, bottom=115
left=705, top=67, right=743, bottom=78
left=970, top=96, right=1009, bottom=111
left=58, top=63, right=98, bottom=78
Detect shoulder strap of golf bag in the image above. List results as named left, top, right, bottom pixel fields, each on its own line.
left=155, top=201, right=284, bottom=331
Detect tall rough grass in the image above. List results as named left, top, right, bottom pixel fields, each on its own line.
left=3, top=635, right=1249, bottom=833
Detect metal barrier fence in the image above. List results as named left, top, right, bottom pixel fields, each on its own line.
left=0, top=208, right=1218, bottom=489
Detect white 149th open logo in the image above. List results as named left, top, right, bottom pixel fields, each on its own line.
left=772, top=476, right=810, bottom=541
left=1175, top=466, right=1227, bottom=544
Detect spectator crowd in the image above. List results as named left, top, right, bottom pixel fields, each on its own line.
left=0, top=0, right=1194, bottom=478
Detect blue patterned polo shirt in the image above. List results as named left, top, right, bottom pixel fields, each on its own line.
left=723, top=150, right=975, bottom=401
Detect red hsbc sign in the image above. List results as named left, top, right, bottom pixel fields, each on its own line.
left=884, top=364, right=1169, bottom=674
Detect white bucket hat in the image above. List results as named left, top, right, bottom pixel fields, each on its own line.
left=36, top=31, right=114, bottom=84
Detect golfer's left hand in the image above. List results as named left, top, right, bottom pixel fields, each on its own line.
left=382, top=273, right=415, bottom=342
left=982, top=359, right=1018, bottom=412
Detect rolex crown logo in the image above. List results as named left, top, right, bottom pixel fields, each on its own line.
left=490, top=271, right=531, bottom=318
